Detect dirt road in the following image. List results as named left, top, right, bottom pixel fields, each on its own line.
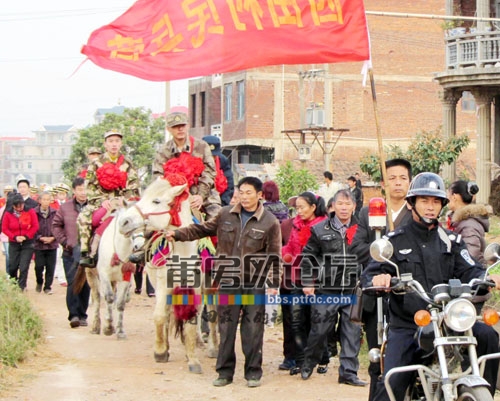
left=0, top=271, right=369, bottom=401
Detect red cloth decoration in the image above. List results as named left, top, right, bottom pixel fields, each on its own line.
left=79, top=169, right=88, bottom=179
left=214, top=156, right=228, bottom=194
left=163, top=173, right=190, bottom=227
left=173, top=286, right=197, bottom=321
left=96, top=155, right=128, bottom=191
left=346, top=224, right=358, bottom=245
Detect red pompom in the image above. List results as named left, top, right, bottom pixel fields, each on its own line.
left=163, top=153, right=204, bottom=188
left=173, top=287, right=197, bottom=321
left=96, top=155, right=128, bottom=191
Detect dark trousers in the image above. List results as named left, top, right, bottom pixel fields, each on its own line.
left=304, top=303, right=362, bottom=379
left=133, top=264, right=154, bottom=294
left=373, top=323, right=500, bottom=401
left=216, top=299, right=265, bottom=381
left=291, top=292, right=329, bottom=368
left=8, top=240, right=35, bottom=290
left=34, top=249, right=57, bottom=291
left=363, top=294, right=385, bottom=401
left=281, top=287, right=296, bottom=361
left=63, top=246, right=90, bottom=321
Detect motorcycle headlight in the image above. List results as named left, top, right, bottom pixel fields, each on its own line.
left=444, top=298, right=476, bottom=332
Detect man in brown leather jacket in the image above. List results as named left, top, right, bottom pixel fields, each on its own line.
left=165, top=176, right=282, bottom=388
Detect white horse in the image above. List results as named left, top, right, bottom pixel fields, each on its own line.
left=81, top=207, right=136, bottom=339
left=118, top=176, right=218, bottom=374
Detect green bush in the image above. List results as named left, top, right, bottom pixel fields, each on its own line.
left=0, top=276, right=43, bottom=368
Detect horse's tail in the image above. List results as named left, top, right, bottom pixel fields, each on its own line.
left=72, top=264, right=87, bottom=294
left=173, top=287, right=197, bottom=339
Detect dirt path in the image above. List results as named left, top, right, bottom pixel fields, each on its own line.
left=0, top=269, right=369, bottom=401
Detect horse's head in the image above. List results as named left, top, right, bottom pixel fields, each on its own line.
left=118, top=176, right=189, bottom=244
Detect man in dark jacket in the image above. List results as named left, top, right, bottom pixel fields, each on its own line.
left=202, top=135, right=234, bottom=206
left=350, top=158, right=412, bottom=400
left=52, top=177, right=90, bottom=328
left=300, top=189, right=365, bottom=386
left=361, top=172, right=500, bottom=401
left=165, top=176, right=282, bottom=388
left=34, top=191, right=59, bottom=294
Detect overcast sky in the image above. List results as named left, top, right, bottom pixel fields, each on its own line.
left=0, top=1, right=188, bottom=137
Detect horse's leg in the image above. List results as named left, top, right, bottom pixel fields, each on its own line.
left=184, top=308, right=202, bottom=374
left=85, top=268, right=101, bottom=335
left=150, top=267, right=170, bottom=362
left=206, top=303, right=219, bottom=359
left=115, top=279, right=131, bottom=340
left=101, top=271, right=116, bottom=336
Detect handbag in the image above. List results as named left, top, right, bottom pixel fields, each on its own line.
left=349, top=281, right=363, bottom=323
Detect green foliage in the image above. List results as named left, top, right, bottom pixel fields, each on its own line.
left=275, top=161, right=319, bottom=201
left=61, top=107, right=165, bottom=184
left=359, top=128, right=470, bottom=182
left=0, top=276, right=43, bottom=368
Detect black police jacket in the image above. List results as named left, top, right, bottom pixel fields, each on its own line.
left=361, top=220, right=485, bottom=329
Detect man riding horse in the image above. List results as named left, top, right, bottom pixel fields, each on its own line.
left=153, top=111, right=221, bottom=221
left=78, top=130, right=140, bottom=268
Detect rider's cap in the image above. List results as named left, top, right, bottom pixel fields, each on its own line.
left=166, top=112, right=188, bottom=128
left=104, top=130, right=123, bottom=139
left=87, top=147, right=103, bottom=155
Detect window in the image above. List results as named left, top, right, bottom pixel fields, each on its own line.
left=27, top=162, right=32, bottom=169
left=237, top=80, right=245, bottom=120
left=461, top=91, right=476, bottom=112
left=200, top=92, right=206, bottom=127
left=190, top=94, right=196, bottom=126
left=224, top=83, right=233, bottom=122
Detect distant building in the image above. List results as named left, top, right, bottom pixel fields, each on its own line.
left=1, top=125, right=78, bottom=188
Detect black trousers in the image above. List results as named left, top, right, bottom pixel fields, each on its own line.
left=373, top=323, right=500, bottom=401
left=216, top=296, right=265, bottom=381
left=62, top=246, right=90, bottom=321
left=34, top=249, right=57, bottom=290
left=8, top=240, right=35, bottom=290
left=280, top=287, right=296, bottom=361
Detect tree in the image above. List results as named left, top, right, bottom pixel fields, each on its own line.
left=61, top=107, right=165, bottom=184
left=275, top=161, right=319, bottom=201
left=359, top=128, right=470, bottom=182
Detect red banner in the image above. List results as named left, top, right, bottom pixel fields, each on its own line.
left=81, top=0, right=369, bottom=82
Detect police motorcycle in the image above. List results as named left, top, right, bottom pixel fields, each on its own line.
left=364, top=239, right=500, bottom=401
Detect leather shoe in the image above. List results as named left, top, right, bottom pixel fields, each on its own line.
left=317, top=364, right=328, bottom=374
left=301, top=367, right=313, bottom=380
left=338, top=376, right=368, bottom=387
left=212, top=377, right=232, bottom=387
left=289, top=366, right=301, bottom=376
left=70, top=316, right=80, bottom=328
left=279, top=358, right=296, bottom=370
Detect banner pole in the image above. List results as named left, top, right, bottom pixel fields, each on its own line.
left=369, top=68, right=394, bottom=231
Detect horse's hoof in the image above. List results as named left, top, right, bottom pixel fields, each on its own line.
left=90, top=328, right=100, bottom=335
left=154, top=351, right=169, bottom=363
left=103, top=327, right=115, bottom=336
left=117, top=333, right=127, bottom=340
left=189, top=364, right=202, bottom=374
left=207, top=348, right=218, bottom=359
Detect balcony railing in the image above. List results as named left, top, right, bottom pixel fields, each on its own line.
left=445, top=30, right=500, bottom=69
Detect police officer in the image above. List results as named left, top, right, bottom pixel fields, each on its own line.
left=361, top=172, right=500, bottom=401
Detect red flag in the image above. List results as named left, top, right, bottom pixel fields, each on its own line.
left=81, top=0, right=369, bottom=82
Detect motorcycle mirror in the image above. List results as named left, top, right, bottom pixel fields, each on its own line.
left=484, top=243, right=500, bottom=264
left=370, top=239, right=394, bottom=262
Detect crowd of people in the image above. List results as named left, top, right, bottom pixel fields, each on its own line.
left=2, top=111, right=499, bottom=398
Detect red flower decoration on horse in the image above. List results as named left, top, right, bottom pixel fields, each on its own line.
left=96, top=155, right=128, bottom=191
left=163, top=152, right=204, bottom=189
